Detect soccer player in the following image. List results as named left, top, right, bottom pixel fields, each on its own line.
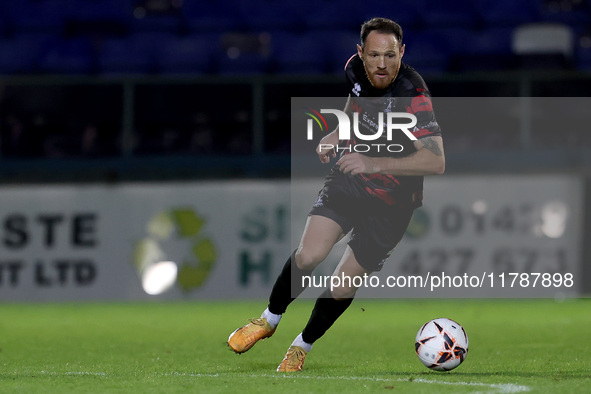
left=228, top=17, right=445, bottom=372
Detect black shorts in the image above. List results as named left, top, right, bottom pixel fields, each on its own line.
left=309, top=186, right=414, bottom=272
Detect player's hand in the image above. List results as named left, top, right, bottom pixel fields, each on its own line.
left=336, top=153, right=379, bottom=175
left=316, top=131, right=339, bottom=163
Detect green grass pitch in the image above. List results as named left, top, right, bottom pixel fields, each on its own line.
left=0, top=299, right=589, bottom=393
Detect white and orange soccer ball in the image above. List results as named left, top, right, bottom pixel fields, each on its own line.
left=415, top=318, right=469, bottom=371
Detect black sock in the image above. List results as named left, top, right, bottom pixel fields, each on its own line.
left=268, top=250, right=314, bottom=315
left=301, top=289, right=354, bottom=344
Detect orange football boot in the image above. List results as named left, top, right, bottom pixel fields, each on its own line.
left=228, top=318, right=276, bottom=354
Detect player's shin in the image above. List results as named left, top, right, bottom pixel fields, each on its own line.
left=267, top=250, right=315, bottom=316
left=300, top=288, right=354, bottom=345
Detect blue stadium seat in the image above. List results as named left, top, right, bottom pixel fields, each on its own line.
left=418, top=0, right=480, bottom=28
left=182, top=0, right=245, bottom=33
left=38, top=36, right=95, bottom=74
left=357, top=0, right=420, bottom=28
left=0, top=33, right=52, bottom=74
left=421, top=27, right=472, bottom=57
left=157, top=34, right=214, bottom=74
left=64, top=0, right=181, bottom=34
left=64, top=0, right=130, bottom=24
left=60, top=0, right=130, bottom=37
left=322, top=30, right=361, bottom=75
left=454, top=27, right=516, bottom=71
left=300, top=0, right=364, bottom=30
left=0, top=3, right=9, bottom=37
left=237, top=0, right=304, bottom=32
left=403, top=30, right=451, bottom=75
left=539, top=0, right=591, bottom=27
left=475, top=0, right=540, bottom=27
left=469, top=27, right=515, bottom=56
left=217, top=51, right=271, bottom=75
left=270, top=32, right=327, bottom=74
left=5, top=0, right=68, bottom=34
left=128, top=8, right=183, bottom=33
left=99, top=33, right=174, bottom=74
left=216, top=32, right=272, bottom=75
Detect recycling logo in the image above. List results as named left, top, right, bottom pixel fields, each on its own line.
left=133, top=207, right=217, bottom=292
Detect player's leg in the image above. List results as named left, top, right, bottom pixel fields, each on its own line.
left=277, top=246, right=369, bottom=371
left=228, top=215, right=345, bottom=354
left=269, top=214, right=346, bottom=313
left=277, top=207, right=414, bottom=371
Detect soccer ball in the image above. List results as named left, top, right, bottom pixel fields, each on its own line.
left=415, top=318, right=469, bottom=371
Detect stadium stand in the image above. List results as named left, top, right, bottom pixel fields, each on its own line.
left=0, top=0, right=590, bottom=175
left=0, top=0, right=589, bottom=76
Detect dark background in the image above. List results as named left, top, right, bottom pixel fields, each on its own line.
left=0, top=0, right=590, bottom=182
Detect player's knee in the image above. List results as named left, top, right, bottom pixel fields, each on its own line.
left=331, top=286, right=357, bottom=300
left=294, top=249, right=325, bottom=271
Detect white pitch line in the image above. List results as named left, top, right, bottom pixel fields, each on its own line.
left=163, top=372, right=530, bottom=393
left=64, top=372, right=107, bottom=376
left=409, top=378, right=530, bottom=393
left=40, top=371, right=107, bottom=376
left=39, top=371, right=531, bottom=393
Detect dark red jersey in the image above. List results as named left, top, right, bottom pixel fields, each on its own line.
left=324, top=54, right=442, bottom=209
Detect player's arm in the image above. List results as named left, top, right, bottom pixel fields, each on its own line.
left=316, top=95, right=353, bottom=163
left=336, top=135, right=445, bottom=176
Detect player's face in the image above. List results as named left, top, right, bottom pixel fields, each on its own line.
left=357, top=31, right=405, bottom=90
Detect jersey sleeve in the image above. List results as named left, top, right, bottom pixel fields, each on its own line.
left=406, top=92, right=441, bottom=139
left=398, top=66, right=442, bottom=140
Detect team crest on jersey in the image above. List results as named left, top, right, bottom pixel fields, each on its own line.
left=383, top=98, right=396, bottom=113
